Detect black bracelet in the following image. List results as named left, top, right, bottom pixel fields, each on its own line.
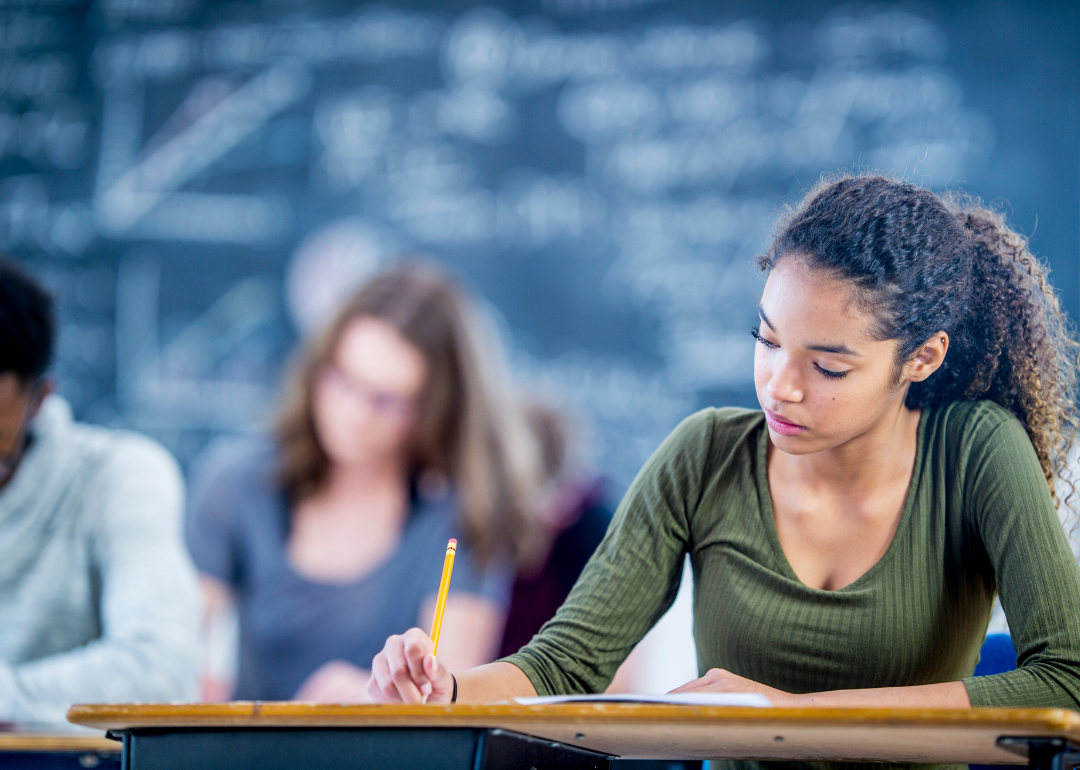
left=451, top=674, right=458, bottom=703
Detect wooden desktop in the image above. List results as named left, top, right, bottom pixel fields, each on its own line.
left=0, top=731, right=120, bottom=769
left=66, top=702, right=1080, bottom=770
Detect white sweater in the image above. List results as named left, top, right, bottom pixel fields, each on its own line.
left=0, top=396, right=200, bottom=724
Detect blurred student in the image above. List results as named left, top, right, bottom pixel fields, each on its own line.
left=186, top=263, right=539, bottom=702
left=498, top=402, right=612, bottom=659
left=0, top=258, right=199, bottom=724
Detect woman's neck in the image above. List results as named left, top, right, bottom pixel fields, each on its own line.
left=313, top=458, right=410, bottom=514
left=781, top=399, right=921, bottom=498
left=287, top=458, right=411, bottom=583
left=766, top=396, right=923, bottom=591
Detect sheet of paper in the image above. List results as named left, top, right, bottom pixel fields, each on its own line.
left=514, top=692, right=772, bottom=707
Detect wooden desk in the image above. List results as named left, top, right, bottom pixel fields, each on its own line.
left=68, top=702, right=1080, bottom=770
left=0, top=732, right=120, bottom=769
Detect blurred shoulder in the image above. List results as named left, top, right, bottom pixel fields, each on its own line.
left=57, top=412, right=186, bottom=525
left=188, top=434, right=279, bottom=494
left=60, top=415, right=181, bottom=491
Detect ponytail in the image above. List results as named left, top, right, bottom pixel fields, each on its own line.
left=760, top=174, right=1080, bottom=508
left=945, top=203, right=1080, bottom=506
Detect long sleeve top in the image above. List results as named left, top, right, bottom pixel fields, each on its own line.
left=184, top=437, right=512, bottom=701
left=503, top=400, right=1080, bottom=770
left=0, top=396, right=200, bottom=724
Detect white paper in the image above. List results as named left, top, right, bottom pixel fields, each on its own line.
left=514, top=692, right=772, bottom=707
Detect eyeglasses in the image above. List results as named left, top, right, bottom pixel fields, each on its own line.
left=317, top=366, right=419, bottom=419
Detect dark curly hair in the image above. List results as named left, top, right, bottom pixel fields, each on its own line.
left=0, top=257, right=55, bottom=383
left=758, top=174, right=1080, bottom=510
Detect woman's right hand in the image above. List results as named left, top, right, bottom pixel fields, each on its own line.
left=368, top=627, right=456, bottom=704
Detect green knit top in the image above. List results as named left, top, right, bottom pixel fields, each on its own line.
left=503, top=400, right=1080, bottom=770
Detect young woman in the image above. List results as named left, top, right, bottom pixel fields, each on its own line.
left=186, top=263, right=540, bottom=702
left=367, top=176, right=1080, bottom=719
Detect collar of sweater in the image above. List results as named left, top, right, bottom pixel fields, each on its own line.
left=0, top=395, right=80, bottom=523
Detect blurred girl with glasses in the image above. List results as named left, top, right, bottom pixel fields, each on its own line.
left=185, top=263, right=540, bottom=702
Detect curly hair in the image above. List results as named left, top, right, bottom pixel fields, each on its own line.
left=758, top=174, right=1080, bottom=511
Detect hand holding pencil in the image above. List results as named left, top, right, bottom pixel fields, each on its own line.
left=367, top=539, right=458, bottom=704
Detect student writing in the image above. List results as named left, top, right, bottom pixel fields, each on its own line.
left=367, top=176, right=1080, bottom=770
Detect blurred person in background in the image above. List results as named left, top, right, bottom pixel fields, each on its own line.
left=0, top=258, right=199, bottom=724
left=498, top=401, right=612, bottom=660
left=186, top=262, right=541, bottom=702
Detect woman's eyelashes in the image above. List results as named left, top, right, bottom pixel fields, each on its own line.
left=814, top=363, right=848, bottom=380
left=750, top=327, right=777, bottom=349
left=752, top=327, right=849, bottom=380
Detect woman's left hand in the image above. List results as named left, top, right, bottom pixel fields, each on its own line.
left=294, top=660, right=372, bottom=703
left=669, top=668, right=806, bottom=707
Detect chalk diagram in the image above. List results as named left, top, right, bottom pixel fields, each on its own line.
left=0, top=2, right=995, bottom=487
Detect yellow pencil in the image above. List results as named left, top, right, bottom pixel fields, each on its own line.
left=430, top=538, right=457, bottom=656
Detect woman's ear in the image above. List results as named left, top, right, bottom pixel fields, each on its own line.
left=904, top=333, right=950, bottom=383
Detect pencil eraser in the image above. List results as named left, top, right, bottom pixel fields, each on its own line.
left=448, top=538, right=457, bottom=546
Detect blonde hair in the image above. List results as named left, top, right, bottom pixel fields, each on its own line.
left=276, top=262, right=542, bottom=563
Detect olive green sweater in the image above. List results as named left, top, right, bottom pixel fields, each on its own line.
left=504, top=401, right=1080, bottom=769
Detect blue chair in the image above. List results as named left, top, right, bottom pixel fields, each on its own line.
left=974, top=633, right=1018, bottom=677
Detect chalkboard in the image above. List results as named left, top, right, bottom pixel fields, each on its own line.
left=4, top=0, right=1077, bottom=491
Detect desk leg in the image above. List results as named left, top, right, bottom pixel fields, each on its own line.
left=997, top=737, right=1080, bottom=770
left=477, top=728, right=609, bottom=769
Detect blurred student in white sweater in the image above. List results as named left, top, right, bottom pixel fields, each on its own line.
left=0, top=258, right=199, bottom=724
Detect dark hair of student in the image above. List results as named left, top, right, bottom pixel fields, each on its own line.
left=275, top=262, right=542, bottom=564
left=759, top=174, right=1080, bottom=509
left=0, top=257, right=55, bottom=383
